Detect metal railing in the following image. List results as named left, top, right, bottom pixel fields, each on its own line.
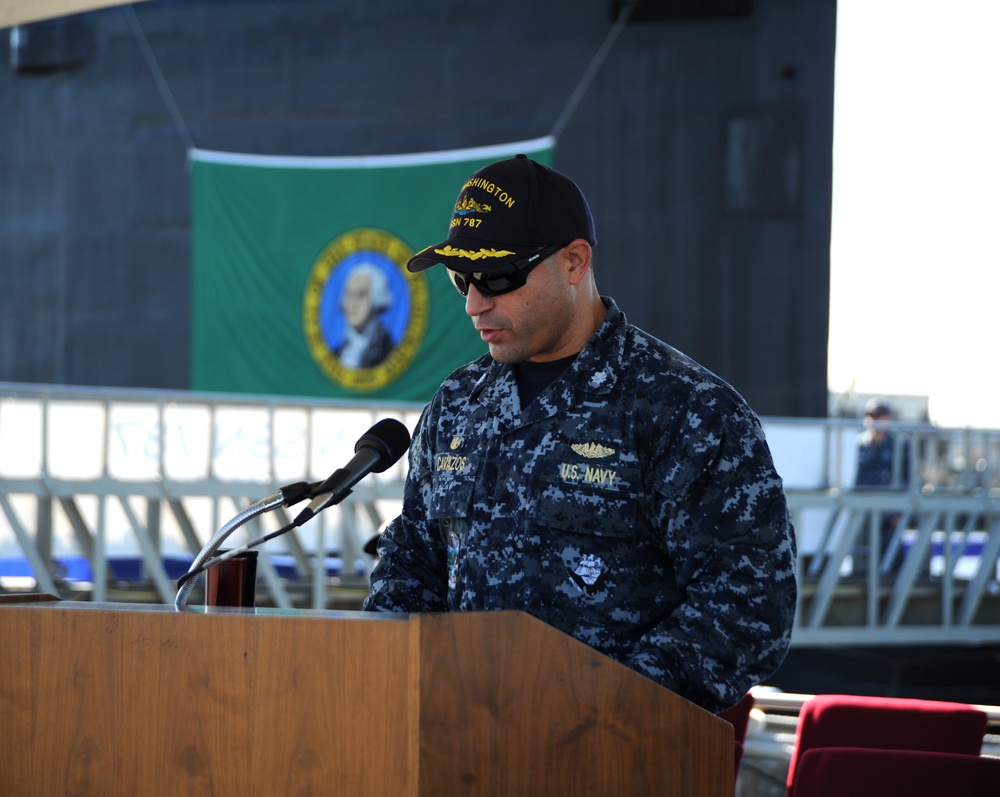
left=1, top=382, right=999, bottom=644
left=0, top=382, right=423, bottom=607
left=764, top=416, right=1000, bottom=646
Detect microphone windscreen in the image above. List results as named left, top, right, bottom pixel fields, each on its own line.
left=356, top=418, right=411, bottom=472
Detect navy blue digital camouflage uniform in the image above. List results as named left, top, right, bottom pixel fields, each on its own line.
left=364, top=298, right=797, bottom=712
left=855, top=425, right=911, bottom=567
left=855, top=432, right=909, bottom=489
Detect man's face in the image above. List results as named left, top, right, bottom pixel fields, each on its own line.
left=341, top=270, right=374, bottom=330
left=865, top=411, right=892, bottom=441
left=459, top=251, right=578, bottom=364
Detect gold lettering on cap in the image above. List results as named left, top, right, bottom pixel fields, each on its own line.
left=462, top=178, right=516, bottom=208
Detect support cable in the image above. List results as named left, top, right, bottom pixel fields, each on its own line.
left=550, top=0, right=639, bottom=140
left=123, top=4, right=196, bottom=153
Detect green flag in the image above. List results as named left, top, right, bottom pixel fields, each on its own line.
left=190, top=137, right=555, bottom=400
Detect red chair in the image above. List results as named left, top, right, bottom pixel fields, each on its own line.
left=717, top=692, right=755, bottom=775
left=786, top=694, right=987, bottom=796
left=790, top=747, right=1000, bottom=797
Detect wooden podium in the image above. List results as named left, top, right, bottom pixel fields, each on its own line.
left=0, top=596, right=733, bottom=796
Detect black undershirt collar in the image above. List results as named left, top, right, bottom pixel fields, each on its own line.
left=513, top=354, right=578, bottom=408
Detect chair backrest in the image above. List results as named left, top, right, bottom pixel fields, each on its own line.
left=717, top=692, right=755, bottom=776
left=786, top=694, right=987, bottom=794
left=789, top=747, right=1000, bottom=797
left=718, top=692, right=755, bottom=745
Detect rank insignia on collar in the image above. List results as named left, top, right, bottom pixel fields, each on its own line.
left=571, top=442, right=616, bottom=459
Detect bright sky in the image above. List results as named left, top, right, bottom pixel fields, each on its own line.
left=828, top=1, right=1000, bottom=429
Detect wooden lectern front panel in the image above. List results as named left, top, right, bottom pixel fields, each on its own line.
left=0, top=602, right=417, bottom=796
left=0, top=601, right=731, bottom=796
left=415, top=611, right=733, bottom=797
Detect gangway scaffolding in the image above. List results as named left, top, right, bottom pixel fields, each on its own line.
left=1, top=383, right=999, bottom=648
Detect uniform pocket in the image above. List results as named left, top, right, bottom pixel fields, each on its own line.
left=427, top=453, right=480, bottom=598
left=427, top=452, right=478, bottom=520
left=536, top=454, right=639, bottom=537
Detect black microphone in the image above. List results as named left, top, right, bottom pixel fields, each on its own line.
left=175, top=422, right=409, bottom=602
left=293, top=418, right=410, bottom=527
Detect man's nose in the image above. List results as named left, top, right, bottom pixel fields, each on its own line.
left=464, top=283, right=493, bottom=316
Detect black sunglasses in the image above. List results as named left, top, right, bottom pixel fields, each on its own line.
left=447, top=244, right=564, bottom=298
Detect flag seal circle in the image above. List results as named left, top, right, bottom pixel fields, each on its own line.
left=303, top=228, right=428, bottom=392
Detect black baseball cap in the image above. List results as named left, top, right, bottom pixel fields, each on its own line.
left=406, top=153, right=597, bottom=274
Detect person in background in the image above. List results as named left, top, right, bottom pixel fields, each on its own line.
left=363, top=154, right=797, bottom=712
left=855, top=397, right=911, bottom=573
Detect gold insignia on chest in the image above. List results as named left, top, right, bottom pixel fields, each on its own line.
left=450, top=436, right=462, bottom=450
left=571, top=442, right=616, bottom=459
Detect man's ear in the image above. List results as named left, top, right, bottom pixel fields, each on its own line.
left=562, top=239, right=593, bottom=286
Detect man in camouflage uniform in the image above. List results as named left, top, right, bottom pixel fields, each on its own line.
left=363, top=154, right=797, bottom=712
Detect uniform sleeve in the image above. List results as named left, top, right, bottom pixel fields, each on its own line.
left=626, top=400, right=798, bottom=712
left=362, top=407, right=450, bottom=613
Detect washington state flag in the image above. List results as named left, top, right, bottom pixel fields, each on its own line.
left=190, top=137, right=555, bottom=400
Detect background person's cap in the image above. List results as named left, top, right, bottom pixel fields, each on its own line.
left=864, top=398, right=893, bottom=418
left=406, top=153, right=597, bottom=273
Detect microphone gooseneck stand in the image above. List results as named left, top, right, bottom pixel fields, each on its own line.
left=173, top=490, right=285, bottom=610
left=172, top=417, right=412, bottom=610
